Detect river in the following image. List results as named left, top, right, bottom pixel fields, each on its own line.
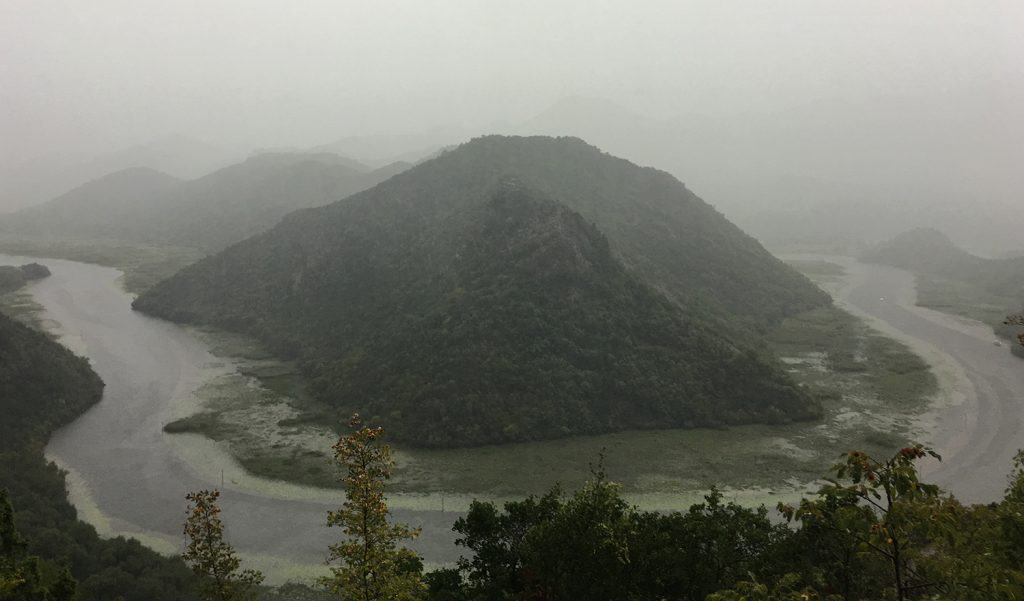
left=2, top=252, right=1022, bottom=582
left=823, top=256, right=1024, bottom=502
left=0, top=254, right=457, bottom=582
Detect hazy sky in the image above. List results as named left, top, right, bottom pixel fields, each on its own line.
left=2, top=0, right=1022, bottom=163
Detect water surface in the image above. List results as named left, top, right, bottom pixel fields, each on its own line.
left=4, top=252, right=1022, bottom=582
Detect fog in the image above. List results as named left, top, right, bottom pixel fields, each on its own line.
left=2, top=1, right=1021, bottom=251
left=5, top=4, right=1024, bottom=591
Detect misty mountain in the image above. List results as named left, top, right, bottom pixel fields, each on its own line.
left=134, top=135, right=828, bottom=447
left=1, top=167, right=184, bottom=236
left=313, top=127, right=473, bottom=168
left=0, top=134, right=234, bottom=213
left=511, top=91, right=1024, bottom=255
left=863, top=229, right=1024, bottom=300
left=0, top=152, right=410, bottom=252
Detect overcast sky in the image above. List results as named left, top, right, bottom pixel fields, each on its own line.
left=2, top=0, right=1022, bottom=163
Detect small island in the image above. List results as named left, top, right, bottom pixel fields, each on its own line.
left=0, top=262, right=51, bottom=294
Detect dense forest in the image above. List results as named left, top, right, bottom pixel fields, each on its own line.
left=0, top=153, right=409, bottom=252
left=134, top=136, right=830, bottom=447
left=424, top=447, right=1024, bottom=600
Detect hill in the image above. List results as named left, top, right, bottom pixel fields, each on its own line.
left=134, top=136, right=829, bottom=447
left=0, top=134, right=233, bottom=213
left=141, top=152, right=408, bottom=249
left=0, top=153, right=409, bottom=252
left=1, top=167, right=183, bottom=238
left=863, top=229, right=1024, bottom=299
left=511, top=91, right=1024, bottom=256
left=863, top=228, right=1024, bottom=355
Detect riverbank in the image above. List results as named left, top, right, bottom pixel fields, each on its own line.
left=158, top=257, right=939, bottom=504
left=0, top=256, right=199, bottom=598
left=805, top=255, right=1024, bottom=502
left=5, top=250, right=1018, bottom=584
left=0, top=237, right=202, bottom=294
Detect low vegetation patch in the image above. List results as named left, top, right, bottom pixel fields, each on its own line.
left=0, top=236, right=203, bottom=294
left=165, top=286, right=938, bottom=502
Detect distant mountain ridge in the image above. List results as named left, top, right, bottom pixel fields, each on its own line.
left=0, top=134, right=233, bottom=213
left=509, top=92, right=1024, bottom=256
left=0, top=152, right=410, bottom=251
left=134, top=135, right=829, bottom=447
left=4, top=167, right=183, bottom=236
left=862, top=228, right=1024, bottom=296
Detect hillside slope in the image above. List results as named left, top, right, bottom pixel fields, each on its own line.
left=135, top=136, right=829, bottom=447
left=0, top=153, right=409, bottom=251
left=1, top=167, right=183, bottom=237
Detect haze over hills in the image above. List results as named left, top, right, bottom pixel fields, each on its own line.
left=0, top=152, right=411, bottom=252
left=863, top=228, right=1024, bottom=356
left=312, top=127, right=473, bottom=168
left=0, top=135, right=235, bottom=214
left=1, top=167, right=183, bottom=237
left=509, top=90, right=1024, bottom=255
left=134, top=135, right=829, bottom=447
left=863, top=229, right=1024, bottom=299
left=10, top=87, right=1018, bottom=256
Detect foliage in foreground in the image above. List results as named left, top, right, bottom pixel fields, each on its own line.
left=183, top=490, right=263, bottom=601
left=322, top=414, right=424, bottom=601
left=426, top=445, right=1024, bottom=601
left=243, top=411, right=1024, bottom=600
left=8, top=384, right=1024, bottom=600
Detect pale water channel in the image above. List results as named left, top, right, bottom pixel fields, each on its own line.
left=3, top=252, right=1022, bottom=583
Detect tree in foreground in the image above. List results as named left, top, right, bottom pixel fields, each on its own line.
left=451, top=460, right=788, bottom=600
left=779, top=445, right=944, bottom=600
left=438, top=443, right=1024, bottom=600
left=706, top=573, right=832, bottom=601
left=322, top=414, right=424, bottom=600
left=1, top=489, right=76, bottom=601
left=183, top=489, right=264, bottom=601
left=773, top=444, right=1024, bottom=600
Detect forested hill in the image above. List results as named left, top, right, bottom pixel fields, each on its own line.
left=0, top=152, right=410, bottom=252
left=134, top=135, right=829, bottom=447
